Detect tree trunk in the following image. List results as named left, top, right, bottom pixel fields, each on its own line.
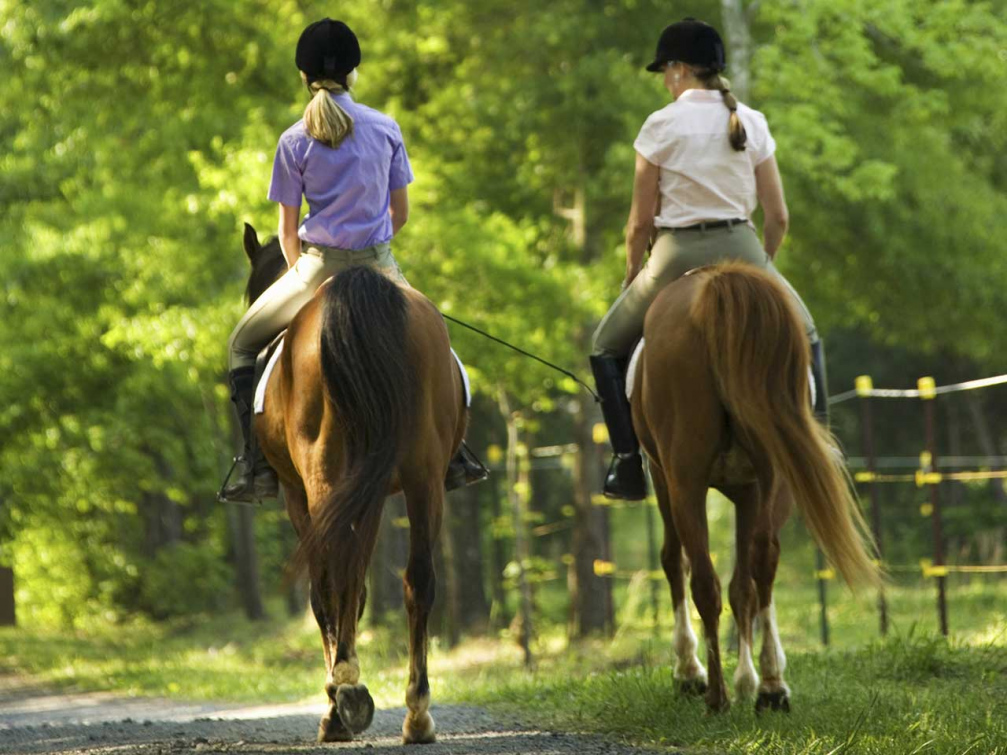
left=225, top=417, right=265, bottom=621
left=499, top=390, right=534, bottom=667
left=286, top=575, right=307, bottom=618
left=142, top=491, right=182, bottom=553
left=440, top=493, right=462, bottom=648
left=282, top=509, right=307, bottom=617
left=966, top=392, right=1007, bottom=505
left=142, top=452, right=182, bottom=553
left=488, top=473, right=511, bottom=630
left=227, top=504, right=266, bottom=620
left=369, top=493, right=407, bottom=624
left=600, top=476, right=615, bottom=636
left=569, top=400, right=611, bottom=637
left=947, top=399, right=964, bottom=511
left=720, top=0, right=754, bottom=102
left=450, top=484, right=490, bottom=634
left=0, top=566, right=14, bottom=627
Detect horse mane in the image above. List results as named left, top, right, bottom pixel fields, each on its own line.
left=245, top=236, right=286, bottom=305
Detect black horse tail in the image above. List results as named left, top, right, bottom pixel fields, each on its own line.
left=303, top=266, right=416, bottom=592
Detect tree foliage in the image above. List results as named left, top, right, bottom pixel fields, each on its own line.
left=755, top=0, right=1007, bottom=358
left=1, top=0, right=1004, bottom=625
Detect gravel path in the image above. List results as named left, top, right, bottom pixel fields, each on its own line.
left=0, top=677, right=653, bottom=755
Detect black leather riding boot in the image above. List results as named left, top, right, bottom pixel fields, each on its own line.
left=810, top=340, right=830, bottom=426
left=589, top=355, right=647, bottom=501
left=446, top=441, right=490, bottom=491
left=220, top=367, right=278, bottom=503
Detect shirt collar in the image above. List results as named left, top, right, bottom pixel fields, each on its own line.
left=329, top=90, right=354, bottom=104
left=675, top=88, right=722, bottom=103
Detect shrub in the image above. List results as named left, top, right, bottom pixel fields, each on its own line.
left=139, top=542, right=233, bottom=619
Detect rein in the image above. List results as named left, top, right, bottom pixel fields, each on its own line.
left=441, top=313, right=601, bottom=403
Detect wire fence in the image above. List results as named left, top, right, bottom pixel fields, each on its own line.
left=457, top=371, right=1007, bottom=649
left=517, top=371, right=1007, bottom=645
left=816, top=372, right=1007, bottom=641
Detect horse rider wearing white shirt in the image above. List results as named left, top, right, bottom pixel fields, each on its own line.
left=589, top=18, right=826, bottom=501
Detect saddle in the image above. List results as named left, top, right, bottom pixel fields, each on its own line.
left=252, top=332, right=473, bottom=416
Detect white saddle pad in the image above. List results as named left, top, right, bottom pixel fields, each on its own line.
left=253, top=340, right=284, bottom=415
left=253, top=341, right=471, bottom=414
left=452, top=348, right=472, bottom=407
left=624, top=338, right=816, bottom=407
left=625, top=339, right=646, bottom=400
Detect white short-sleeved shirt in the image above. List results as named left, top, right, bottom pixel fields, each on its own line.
left=633, top=88, right=776, bottom=229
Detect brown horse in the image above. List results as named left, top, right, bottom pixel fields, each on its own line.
left=630, top=262, right=879, bottom=714
left=241, top=224, right=465, bottom=744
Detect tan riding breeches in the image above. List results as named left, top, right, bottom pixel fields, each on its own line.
left=228, top=242, right=408, bottom=371
left=591, top=225, right=819, bottom=358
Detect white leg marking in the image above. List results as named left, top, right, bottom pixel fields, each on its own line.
left=733, top=629, right=759, bottom=699
left=758, top=601, right=789, bottom=696
left=672, top=599, right=707, bottom=683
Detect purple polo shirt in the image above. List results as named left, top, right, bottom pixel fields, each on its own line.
left=268, top=92, right=414, bottom=250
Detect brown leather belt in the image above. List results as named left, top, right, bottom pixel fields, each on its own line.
left=668, top=218, right=748, bottom=232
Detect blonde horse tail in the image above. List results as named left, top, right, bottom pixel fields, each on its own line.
left=690, top=263, right=880, bottom=588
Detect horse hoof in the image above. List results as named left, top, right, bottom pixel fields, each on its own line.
left=403, top=711, right=437, bottom=745
left=317, top=712, right=354, bottom=742
left=755, top=690, right=791, bottom=714
left=677, top=678, right=708, bottom=697
left=336, top=683, right=375, bottom=734
left=705, top=692, right=731, bottom=714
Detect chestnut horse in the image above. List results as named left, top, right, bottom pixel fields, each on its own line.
left=631, top=262, right=878, bottom=714
left=241, top=225, right=464, bottom=744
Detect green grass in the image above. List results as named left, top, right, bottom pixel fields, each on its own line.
left=0, top=604, right=332, bottom=702
left=442, top=631, right=1007, bottom=755
left=2, top=582, right=1006, bottom=754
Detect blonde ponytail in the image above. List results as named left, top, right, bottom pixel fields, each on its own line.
left=304, top=79, right=354, bottom=149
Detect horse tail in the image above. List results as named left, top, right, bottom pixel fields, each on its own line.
left=302, top=266, right=416, bottom=590
left=690, top=263, right=879, bottom=588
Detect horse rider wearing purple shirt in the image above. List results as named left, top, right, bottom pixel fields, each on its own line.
left=222, top=19, right=486, bottom=503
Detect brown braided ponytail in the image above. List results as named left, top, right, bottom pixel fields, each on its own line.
left=697, top=69, right=747, bottom=152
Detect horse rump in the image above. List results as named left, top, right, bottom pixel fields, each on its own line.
left=299, top=266, right=418, bottom=582
left=690, top=263, right=879, bottom=587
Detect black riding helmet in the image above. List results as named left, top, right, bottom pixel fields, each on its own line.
left=295, top=18, right=361, bottom=83
left=645, top=18, right=726, bottom=73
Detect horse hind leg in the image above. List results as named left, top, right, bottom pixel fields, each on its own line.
left=312, top=577, right=357, bottom=743
left=309, top=563, right=371, bottom=742
left=324, top=536, right=379, bottom=737
left=755, top=599, right=790, bottom=713
left=327, top=609, right=375, bottom=737
left=723, top=483, right=761, bottom=702
left=666, top=467, right=730, bottom=713
left=652, top=466, right=706, bottom=695
left=302, top=492, right=376, bottom=741
left=400, top=475, right=441, bottom=745
left=283, top=484, right=354, bottom=743
left=753, top=488, right=791, bottom=714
